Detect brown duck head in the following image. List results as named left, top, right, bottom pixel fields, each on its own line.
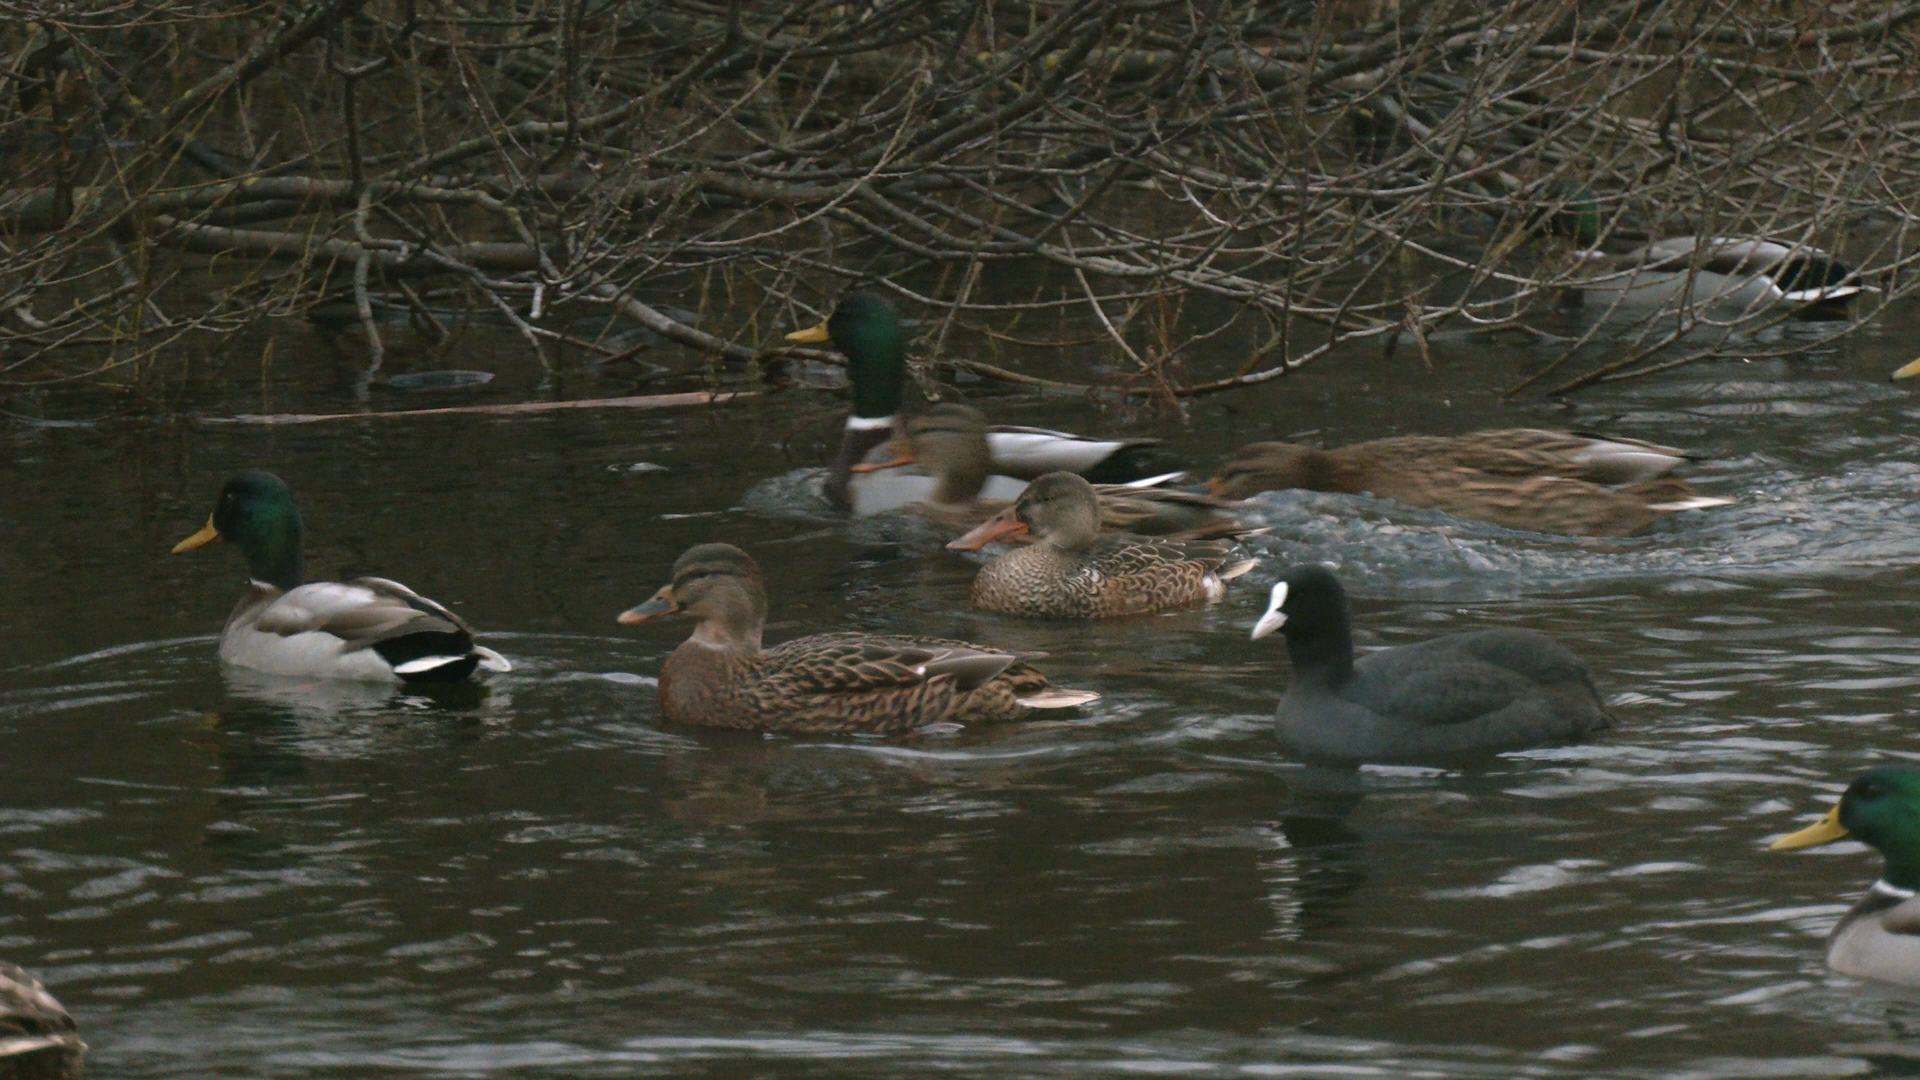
left=906, top=403, right=993, bottom=506
left=1206, top=442, right=1340, bottom=499
left=618, top=543, right=768, bottom=650
left=947, top=471, right=1099, bottom=552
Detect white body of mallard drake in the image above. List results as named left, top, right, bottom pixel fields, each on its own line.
left=1772, top=768, right=1920, bottom=987
left=1820, top=881, right=1920, bottom=986
left=1569, top=237, right=1865, bottom=322
left=787, top=293, right=1174, bottom=511
left=175, top=471, right=511, bottom=685
left=216, top=577, right=512, bottom=683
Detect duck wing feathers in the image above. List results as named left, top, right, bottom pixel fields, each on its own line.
left=251, top=578, right=475, bottom=649
left=761, top=632, right=1021, bottom=695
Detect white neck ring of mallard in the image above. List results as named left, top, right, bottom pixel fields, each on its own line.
left=1872, top=879, right=1918, bottom=901
left=844, top=414, right=897, bottom=431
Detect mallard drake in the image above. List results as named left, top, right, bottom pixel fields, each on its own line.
left=878, top=403, right=1249, bottom=538
left=784, top=292, right=1169, bottom=510
left=948, top=472, right=1257, bottom=618
left=617, top=543, right=1098, bottom=733
left=1206, top=429, right=1731, bottom=537
left=0, top=962, right=83, bottom=1080
left=1771, top=768, right=1920, bottom=986
left=172, top=471, right=511, bottom=683
left=1565, top=237, right=1865, bottom=322
left=1251, top=565, right=1611, bottom=765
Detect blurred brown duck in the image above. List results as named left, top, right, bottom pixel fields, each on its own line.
left=871, top=403, right=1251, bottom=539
left=949, top=472, right=1258, bottom=618
left=617, top=543, right=1098, bottom=734
left=1206, top=429, right=1731, bottom=537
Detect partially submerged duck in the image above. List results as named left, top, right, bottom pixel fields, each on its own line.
left=1771, top=768, right=1920, bottom=987
left=784, top=292, right=1168, bottom=511
left=1564, top=237, right=1866, bottom=324
left=879, top=403, right=1248, bottom=538
left=172, top=471, right=511, bottom=683
left=618, top=543, right=1097, bottom=733
left=0, top=962, right=83, bottom=1080
left=1207, top=429, right=1730, bottom=537
left=949, top=472, right=1258, bottom=618
left=1251, top=565, right=1611, bottom=765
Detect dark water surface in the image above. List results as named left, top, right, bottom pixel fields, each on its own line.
left=11, top=312, right=1920, bottom=1078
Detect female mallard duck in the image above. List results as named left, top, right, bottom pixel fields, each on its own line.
left=0, top=963, right=83, bottom=1080
left=948, top=472, right=1257, bottom=618
left=1206, top=429, right=1731, bottom=537
left=172, top=471, right=511, bottom=683
left=617, top=543, right=1098, bottom=733
left=876, top=403, right=1248, bottom=538
left=1250, top=565, right=1610, bottom=765
left=785, top=292, right=1170, bottom=511
left=1771, top=768, right=1920, bottom=986
left=1566, top=237, right=1865, bottom=323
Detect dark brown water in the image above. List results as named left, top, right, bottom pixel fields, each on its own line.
left=9, top=311, right=1920, bottom=1077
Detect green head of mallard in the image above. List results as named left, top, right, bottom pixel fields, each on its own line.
left=617, top=543, right=768, bottom=650
left=172, top=470, right=305, bottom=591
left=786, top=292, right=908, bottom=423
left=1773, top=767, right=1920, bottom=890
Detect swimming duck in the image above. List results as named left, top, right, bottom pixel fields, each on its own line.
left=784, top=292, right=1169, bottom=510
left=1564, top=237, right=1865, bottom=323
left=618, top=543, right=1098, bottom=733
left=1250, top=565, right=1612, bottom=765
left=0, top=963, right=83, bottom=1080
left=1771, top=768, right=1920, bottom=987
left=172, top=471, right=511, bottom=683
left=948, top=471, right=1258, bottom=618
left=1207, top=429, right=1731, bottom=537
left=878, top=403, right=1249, bottom=538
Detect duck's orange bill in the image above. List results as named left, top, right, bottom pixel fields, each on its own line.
left=171, top=517, right=222, bottom=553
left=947, top=511, right=1029, bottom=552
left=618, top=588, right=679, bottom=624
left=785, top=322, right=831, bottom=344
left=849, top=451, right=915, bottom=474
left=1202, top=477, right=1227, bottom=497
left=1770, top=804, right=1849, bottom=850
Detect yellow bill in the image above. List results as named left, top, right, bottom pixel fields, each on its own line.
left=1893, top=357, right=1920, bottom=380
left=785, top=322, right=831, bottom=344
left=1770, top=804, right=1849, bottom=850
left=171, top=517, right=223, bottom=553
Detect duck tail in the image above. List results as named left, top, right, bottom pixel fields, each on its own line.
left=472, top=645, right=513, bottom=673
left=1017, top=687, right=1100, bottom=709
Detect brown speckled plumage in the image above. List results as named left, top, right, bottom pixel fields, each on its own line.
left=619, top=544, right=1095, bottom=734
left=902, top=405, right=1250, bottom=539
left=1206, top=429, right=1728, bottom=537
left=952, top=472, right=1256, bottom=619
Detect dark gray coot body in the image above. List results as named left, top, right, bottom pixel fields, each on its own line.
left=1254, top=565, right=1612, bottom=765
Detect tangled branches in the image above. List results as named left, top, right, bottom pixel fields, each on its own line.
left=4, top=0, right=1920, bottom=399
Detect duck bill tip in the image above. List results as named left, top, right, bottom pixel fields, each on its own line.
left=1892, top=357, right=1920, bottom=381
left=617, top=594, right=678, bottom=624
left=171, top=518, right=222, bottom=553
left=785, top=322, right=831, bottom=344
left=1769, top=805, right=1848, bottom=851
